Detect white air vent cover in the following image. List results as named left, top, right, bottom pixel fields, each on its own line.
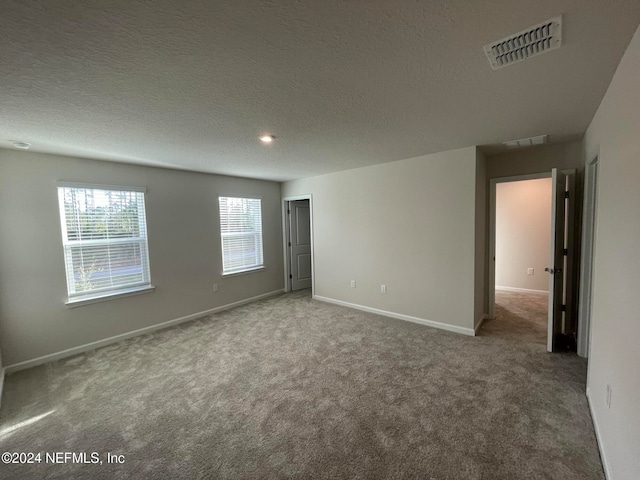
left=484, top=16, right=562, bottom=70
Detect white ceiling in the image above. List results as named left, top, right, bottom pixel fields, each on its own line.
left=1, top=1, right=639, bottom=182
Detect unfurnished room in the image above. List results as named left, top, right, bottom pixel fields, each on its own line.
left=1, top=1, right=639, bottom=479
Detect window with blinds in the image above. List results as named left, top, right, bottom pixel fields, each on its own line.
left=218, top=196, right=264, bottom=275
left=57, top=183, right=152, bottom=303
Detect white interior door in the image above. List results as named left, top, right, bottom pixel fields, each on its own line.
left=289, top=200, right=312, bottom=290
left=547, top=168, right=567, bottom=352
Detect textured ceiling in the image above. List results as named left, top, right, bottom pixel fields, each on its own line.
left=1, top=1, right=639, bottom=181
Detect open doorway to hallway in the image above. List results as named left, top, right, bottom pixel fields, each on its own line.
left=484, top=170, right=578, bottom=351
left=491, top=177, right=552, bottom=345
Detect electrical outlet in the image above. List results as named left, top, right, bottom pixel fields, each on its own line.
left=381, top=284, right=386, bottom=294
left=213, top=283, right=219, bottom=292
left=350, top=280, right=356, bottom=288
left=527, top=267, right=534, bottom=275
left=606, top=384, right=612, bottom=409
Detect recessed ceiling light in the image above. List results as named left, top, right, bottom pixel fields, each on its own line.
left=11, top=141, right=31, bottom=149
left=259, top=135, right=275, bottom=144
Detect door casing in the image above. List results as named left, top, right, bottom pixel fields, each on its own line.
left=489, top=169, right=577, bottom=352
left=289, top=199, right=312, bottom=290
left=577, top=157, right=599, bottom=358
left=282, top=194, right=315, bottom=295
left=488, top=172, right=551, bottom=320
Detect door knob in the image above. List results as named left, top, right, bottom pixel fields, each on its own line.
left=545, top=267, right=562, bottom=274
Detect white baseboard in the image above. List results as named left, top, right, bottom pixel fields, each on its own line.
left=586, top=387, right=611, bottom=479
left=474, top=314, right=488, bottom=335
left=495, top=286, right=549, bottom=294
left=313, top=295, right=475, bottom=336
left=5, top=289, right=284, bottom=375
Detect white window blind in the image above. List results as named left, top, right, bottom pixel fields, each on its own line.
left=219, top=196, right=264, bottom=275
left=57, top=184, right=151, bottom=302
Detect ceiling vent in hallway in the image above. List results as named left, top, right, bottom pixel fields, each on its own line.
left=484, top=16, right=563, bottom=70
left=503, top=134, right=548, bottom=148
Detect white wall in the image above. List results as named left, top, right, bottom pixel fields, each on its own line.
left=0, top=150, right=283, bottom=367
left=282, top=146, right=480, bottom=334
left=495, top=178, right=552, bottom=292
left=582, top=25, right=640, bottom=480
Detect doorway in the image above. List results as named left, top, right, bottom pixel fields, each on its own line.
left=488, top=170, right=576, bottom=352
left=490, top=174, right=552, bottom=346
left=282, top=196, right=314, bottom=293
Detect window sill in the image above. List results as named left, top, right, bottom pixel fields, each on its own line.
left=65, top=285, right=155, bottom=308
left=222, top=266, right=265, bottom=277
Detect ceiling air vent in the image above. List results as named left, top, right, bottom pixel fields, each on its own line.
left=503, top=134, right=548, bottom=148
left=484, top=16, right=562, bottom=70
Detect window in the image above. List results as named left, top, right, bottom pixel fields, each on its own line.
left=218, top=196, right=264, bottom=275
left=57, top=183, right=152, bottom=304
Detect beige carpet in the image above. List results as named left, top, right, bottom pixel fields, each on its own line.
left=0, top=289, right=603, bottom=479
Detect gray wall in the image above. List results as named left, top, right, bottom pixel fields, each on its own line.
left=0, top=150, right=284, bottom=366
left=582, top=25, right=640, bottom=480
left=474, top=148, right=488, bottom=329
left=283, top=146, right=479, bottom=333
left=486, top=141, right=582, bottom=179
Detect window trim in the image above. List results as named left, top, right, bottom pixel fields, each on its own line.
left=221, top=265, right=265, bottom=278
left=65, top=285, right=155, bottom=308
left=56, top=182, right=153, bottom=305
left=218, top=195, right=264, bottom=276
left=56, top=181, right=146, bottom=193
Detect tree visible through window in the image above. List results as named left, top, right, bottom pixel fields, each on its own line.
left=219, top=196, right=263, bottom=275
left=57, top=184, right=151, bottom=303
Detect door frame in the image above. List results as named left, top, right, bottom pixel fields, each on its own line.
left=488, top=172, right=551, bottom=320
left=577, top=157, right=599, bottom=358
left=282, top=194, right=315, bottom=295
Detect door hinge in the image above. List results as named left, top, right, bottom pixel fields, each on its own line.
left=561, top=304, right=567, bottom=312
left=288, top=242, right=291, bottom=247
left=287, top=209, right=291, bottom=214
left=562, top=248, right=568, bottom=256
left=564, top=191, right=570, bottom=199
left=289, top=274, right=292, bottom=279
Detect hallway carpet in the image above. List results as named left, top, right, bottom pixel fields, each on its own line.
left=485, top=289, right=549, bottom=345
left=0, top=290, right=602, bottom=479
